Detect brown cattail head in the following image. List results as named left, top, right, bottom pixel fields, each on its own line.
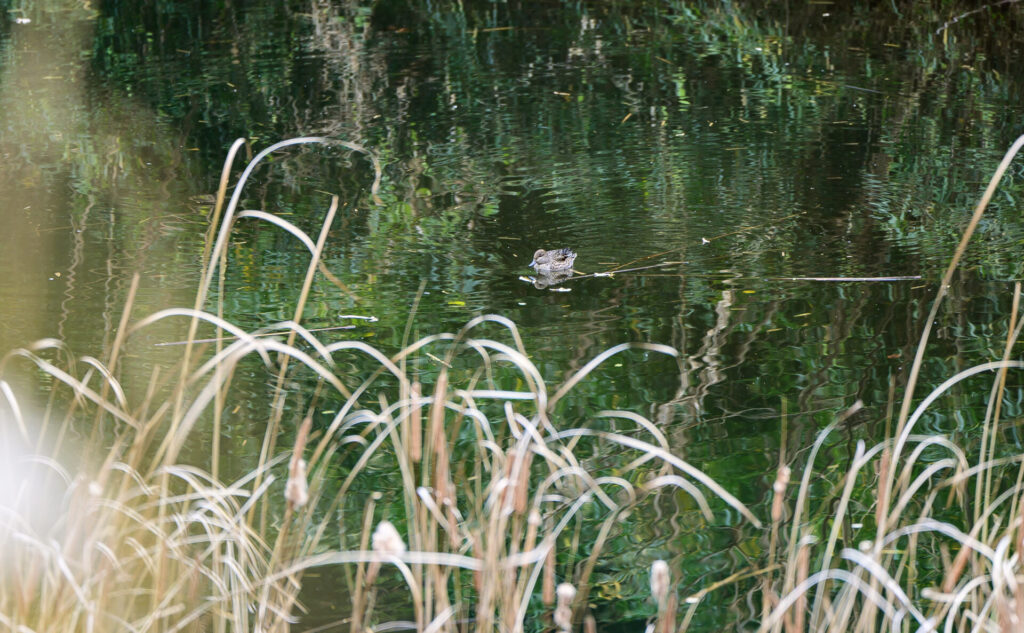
left=294, top=415, right=312, bottom=453
left=543, top=544, right=556, bottom=605
left=876, top=448, right=891, bottom=530
left=429, top=374, right=451, bottom=506
left=513, top=447, right=533, bottom=514
left=430, top=372, right=448, bottom=456
left=285, top=458, right=308, bottom=510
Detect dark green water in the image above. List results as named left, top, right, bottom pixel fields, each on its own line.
left=3, top=1, right=1024, bottom=629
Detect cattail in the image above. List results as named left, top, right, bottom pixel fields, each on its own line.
left=650, top=560, right=670, bottom=606
left=285, top=458, right=308, bottom=509
left=372, top=520, right=406, bottom=556
left=435, top=457, right=451, bottom=507
left=285, top=417, right=312, bottom=510
left=875, top=448, right=890, bottom=530
left=513, top=447, right=533, bottom=514
left=366, top=520, right=406, bottom=585
left=554, top=583, right=576, bottom=632
left=651, top=561, right=667, bottom=602
left=651, top=560, right=674, bottom=633
left=543, top=544, right=556, bottom=605
left=771, top=465, right=790, bottom=523
left=501, top=446, right=533, bottom=514
left=430, top=372, right=448, bottom=456
left=430, top=374, right=452, bottom=507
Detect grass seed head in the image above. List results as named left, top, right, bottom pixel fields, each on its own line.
left=373, top=520, right=406, bottom=556
left=651, top=559, right=670, bottom=605
left=554, top=583, right=577, bottom=631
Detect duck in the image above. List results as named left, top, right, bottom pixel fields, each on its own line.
left=530, top=248, right=577, bottom=273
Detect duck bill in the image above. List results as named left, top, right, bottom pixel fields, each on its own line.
left=529, top=259, right=537, bottom=268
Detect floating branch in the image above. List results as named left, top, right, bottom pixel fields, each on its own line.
left=775, top=276, right=922, bottom=282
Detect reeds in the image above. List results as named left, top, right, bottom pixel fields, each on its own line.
left=762, top=134, right=1024, bottom=632
left=13, top=132, right=1022, bottom=633
left=0, top=137, right=757, bottom=633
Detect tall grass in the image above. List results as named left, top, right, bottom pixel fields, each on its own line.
left=761, top=134, right=1024, bottom=632
left=7, top=132, right=1024, bottom=633
left=0, top=137, right=758, bottom=633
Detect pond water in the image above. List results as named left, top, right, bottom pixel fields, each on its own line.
left=3, top=1, right=1024, bottom=629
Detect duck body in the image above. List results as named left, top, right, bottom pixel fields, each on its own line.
left=530, top=248, right=577, bottom=273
